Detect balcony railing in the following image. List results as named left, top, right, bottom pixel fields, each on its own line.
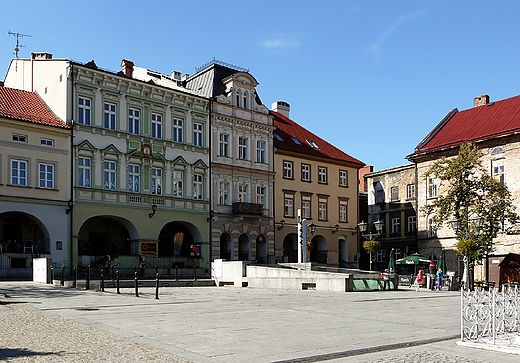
left=232, top=202, right=264, bottom=215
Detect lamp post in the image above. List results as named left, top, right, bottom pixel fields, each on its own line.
left=358, top=220, right=384, bottom=271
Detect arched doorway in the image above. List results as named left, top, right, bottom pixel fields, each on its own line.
left=158, top=222, right=196, bottom=258
left=309, top=235, right=328, bottom=264
left=256, top=235, right=267, bottom=264
left=282, top=233, right=298, bottom=263
left=238, top=234, right=249, bottom=261
left=78, top=216, right=131, bottom=263
left=220, top=233, right=232, bottom=260
left=338, top=237, right=348, bottom=267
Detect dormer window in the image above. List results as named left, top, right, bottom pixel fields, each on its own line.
left=274, top=134, right=285, bottom=142
left=290, top=137, right=302, bottom=145
left=307, top=140, right=319, bottom=149
left=491, top=146, right=504, bottom=155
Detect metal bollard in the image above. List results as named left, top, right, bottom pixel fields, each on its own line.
left=86, top=265, right=90, bottom=290
left=50, top=267, right=54, bottom=284
left=73, top=267, right=77, bottom=288
left=61, top=265, right=65, bottom=286
left=193, top=266, right=197, bottom=281
left=101, top=268, right=105, bottom=292
left=116, top=270, right=120, bottom=294
left=175, top=265, right=178, bottom=281
left=155, top=273, right=159, bottom=300
left=155, top=265, right=158, bottom=278
left=112, top=265, right=115, bottom=281
left=134, top=272, right=139, bottom=297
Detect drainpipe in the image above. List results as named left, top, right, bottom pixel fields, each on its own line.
left=208, top=98, right=213, bottom=264
left=69, top=62, right=75, bottom=273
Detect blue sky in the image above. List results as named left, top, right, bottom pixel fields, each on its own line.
left=3, top=0, right=520, bottom=171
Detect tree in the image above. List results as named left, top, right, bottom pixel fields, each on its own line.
left=422, top=143, right=518, bottom=286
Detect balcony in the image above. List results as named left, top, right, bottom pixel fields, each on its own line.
left=232, top=202, right=264, bottom=216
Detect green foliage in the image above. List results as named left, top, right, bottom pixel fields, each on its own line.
left=422, top=143, right=518, bottom=265
left=363, top=240, right=381, bottom=254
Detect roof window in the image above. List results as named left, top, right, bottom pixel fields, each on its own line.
left=274, top=134, right=285, bottom=142
left=306, top=140, right=319, bottom=149
left=290, top=137, right=302, bottom=145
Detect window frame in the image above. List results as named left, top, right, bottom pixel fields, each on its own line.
left=238, top=136, right=249, bottom=160
left=193, top=173, right=203, bottom=200
left=318, top=198, right=328, bottom=221
left=339, top=170, right=348, bottom=187
left=256, top=140, right=266, bottom=163
left=151, top=113, right=162, bottom=139
left=173, top=118, right=183, bottom=143
left=407, top=184, right=415, bottom=200
left=391, top=186, right=399, bottom=201
left=128, top=108, right=140, bottom=135
left=128, top=164, right=140, bottom=193
left=38, top=162, right=55, bottom=189
left=151, top=167, right=163, bottom=195
left=219, top=133, right=230, bottom=157
left=339, top=199, right=348, bottom=222
left=238, top=183, right=249, bottom=202
left=391, top=217, right=400, bottom=234
left=219, top=181, right=231, bottom=205
left=103, top=160, right=117, bottom=190
left=377, top=249, right=386, bottom=263
left=10, top=159, right=28, bottom=186
left=301, top=163, right=311, bottom=182
left=78, top=157, right=91, bottom=188
left=256, top=186, right=266, bottom=208
left=78, top=97, right=91, bottom=126
left=104, top=102, right=117, bottom=131
left=427, top=177, right=438, bottom=199
left=40, top=138, right=54, bottom=147
left=284, top=193, right=295, bottom=218
left=493, top=164, right=505, bottom=185
left=172, top=170, right=184, bottom=198
left=318, top=166, right=328, bottom=184
left=283, top=161, right=294, bottom=179
left=301, top=195, right=311, bottom=219
left=193, top=123, right=203, bottom=147
left=407, top=215, right=417, bottom=233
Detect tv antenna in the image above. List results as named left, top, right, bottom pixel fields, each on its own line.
left=8, top=31, right=32, bottom=59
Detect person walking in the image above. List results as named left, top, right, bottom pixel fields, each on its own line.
left=436, top=268, right=443, bottom=291
left=429, top=261, right=436, bottom=290
left=381, top=269, right=390, bottom=290
left=415, top=270, right=425, bottom=292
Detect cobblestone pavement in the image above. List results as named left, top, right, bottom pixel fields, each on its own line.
left=0, top=295, right=191, bottom=362
left=360, top=351, right=485, bottom=363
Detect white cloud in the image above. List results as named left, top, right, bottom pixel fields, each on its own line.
left=262, top=38, right=303, bottom=49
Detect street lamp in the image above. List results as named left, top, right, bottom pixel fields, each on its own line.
left=332, top=224, right=340, bottom=234
left=358, top=220, right=384, bottom=271
left=149, top=204, right=158, bottom=218
left=308, top=222, right=317, bottom=237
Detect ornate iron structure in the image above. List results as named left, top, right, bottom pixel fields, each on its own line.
left=461, top=287, right=520, bottom=347
left=195, top=58, right=249, bottom=74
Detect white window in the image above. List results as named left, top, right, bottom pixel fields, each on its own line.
left=78, top=97, right=91, bottom=125
left=13, top=134, right=27, bottom=143
left=318, top=166, right=327, bottom=184
left=152, top=168, right=162, bottom=195
left=493, top=164, right=505, bottom=185
left=391, top=186, right=399, bottom=201
left=318, top=198, right=327, bottom=221
left=238, top=184, right=248, bottom=202
left=392, top=217, right=400, bottom=234
left=104, top=102, right=116, bottom=130
left=78, top=157, right=91, bottom=187
left=193, top=123, right=203, bottom=147
left=173, top=119, right=183, bottom=143
left=283, top=161, right=293, bottom=179
left=301, top=164, right=311, bottom=181
left=11, top=160, right=27, bottom=186
left=407, top=184, right=415, bottom=199
left=302, top=196, right=311, bottom=219
left=40, top=138, right=54, bottom=147
left=284, top=193, right=294, bottom=217
left=128, top=108, right=140, bottom=135
left=408, top=216, right=416, bottom=232
left=173, top=171, right=183, bottom=198
left=104, top=161, right=116, bottom=190
left=238, top=137, right=248, bottom=160
left=427, top=177, right=438, bottom=198
left=194, top=174, right=203, bottom=200
left=307, top=140, right=319, bottom=149
left=219, top=181, right=230, bottom=205
left=151, top=113, right=162, bottom=139
left=339, top=170, right=348, bottom=187
left=339, top=200, right=348, bottom=222
left=256, top=186, right=266, bottom=208
left=128, top=164, right=140, bottom=193
left=427, top=218, right=437, bottom=237
left=377, top=249, right=386, bottom=262
left=219, top=133, right=230, bottom=157
left=39, top=163, right=54, bottom=189
left=256, top=141, right=266, bottom=163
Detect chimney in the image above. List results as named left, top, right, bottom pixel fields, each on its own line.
left=121, top=59, right=134, bottom=78
left=31, top=52, right=52, bottom=60
left=272, top=101, right=290, bottom=118
left=474, top=94, right=490, bottom=107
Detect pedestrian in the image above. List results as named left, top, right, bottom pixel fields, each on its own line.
left=381, top=269, right=390, bottom=290
left=437, top=268, right=443, bottom=291
left=429, top=261, right=436, bottom=290
left=415, top=269, right=425, bottom=292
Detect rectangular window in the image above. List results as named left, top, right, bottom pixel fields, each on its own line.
left=301, top=164, right=311, bottom=181
left=339, top=200, right=348, bottom=222
left=407, top=184, right=415, bottom=199
left=40, top=138, right=54, bottom=147
left=427, top=218, right=437, bottom=237
left=302, top=195, right=311, bottom=219
left=13, top=134, right=27, bottom=143
left=318, top=198, right=327, bottom=221
left=173, top=171, right=183, bottom=198
left=238, top=137, right=248, bottom=160
left=256, top=141, right=266, bottom=163
left=219, top=133, right=230, bottom=157
left=193, top=174, right=203, bottom=200
left=193, top=123, right=203, bottom=147
left=284, top=193, right=294, bottom=217
left=392, top=217, right=400, bottom=234
left=318, top=166, right=327, bottom=184
left=151, top=113, right=162, bottom=139
left=104, top=161, right=116, bottom=190
left=377, top=249, right=386, bottom=263
left=339, top=170, right=348, bottom=187
left=39, top=163, right=54, bottom=189
left=219, top=181, right=230, bottom=205
left=257, top=186, right=266, bottom=208
left=11, top=159, right=28, bottom=186
left=78, top=97, right=91, bottom=125
left=104, top=102, right=116, bottom=130
left=173, top=119, right=183, bottom=143
left=391, top=186, right=399, bottom=201
left=78, top=157, right=91, bottom=187
left=283, top=161, right=293, bottom=179
left=128, top=108, right=140, bottom=135
left=152, top=168, right=162, bottom=195
left=395, top=249, right=402, bottom=260
left=128, top=164, right=140, bottom=193
left=427, top=177, right=438, bottom=198
left=493, top=165, right=505, bottom=185
left=238, top=184, right=248, bottom=202
left=408, top=216, right=417, bottom=232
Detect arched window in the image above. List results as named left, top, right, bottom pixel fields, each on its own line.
left=427, top=253, right=439, bottom=266
left=243, top=92, right=248, bottom=109
left=236, top=90, right=241, bottom=108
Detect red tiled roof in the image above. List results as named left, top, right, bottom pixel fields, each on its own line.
left=272, top=111, right=364, bottom=166
left=0, top=86, right=67, bottom=128
left=413, top=94, right=520, bottom=156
